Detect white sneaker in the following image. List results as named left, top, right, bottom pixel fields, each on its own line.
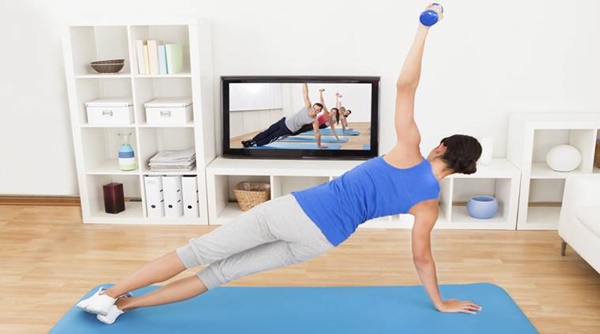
left=76, top=287, right=116, bottom=316
left=96, top=304, right=125, bottom=325
left=96, top=291, right=132, bottom=325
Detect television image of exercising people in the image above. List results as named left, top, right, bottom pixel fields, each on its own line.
left=221, top=76, right=380, bottom=160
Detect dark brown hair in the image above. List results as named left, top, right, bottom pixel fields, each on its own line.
left=331, top=107, right=340, bottom=124
left=440, top=134, right=482, bottom=175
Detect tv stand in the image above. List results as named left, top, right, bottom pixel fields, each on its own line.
left=205, top=157, right=521, bottom=230
left=206, top=157, right=363, bottom=225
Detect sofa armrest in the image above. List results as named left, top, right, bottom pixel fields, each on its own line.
left=559, top=174, right=600, bottom=230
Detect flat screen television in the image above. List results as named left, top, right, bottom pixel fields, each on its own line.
left=221, top=76, right=380, bottom=160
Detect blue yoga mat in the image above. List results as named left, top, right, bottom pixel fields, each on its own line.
left=51, top=283, right=536, bottom=334
left=304, top=129, right=361, bottom=136
left=278, top=136, right=349, bottom=143
left=363, top=144, right=371, bottom=150
left=249, top=143, right=341, bottom=150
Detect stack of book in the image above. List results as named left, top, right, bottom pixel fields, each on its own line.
left=148, top=148, right=196, bottom=172
left=135, top=39, right=184, bottom=75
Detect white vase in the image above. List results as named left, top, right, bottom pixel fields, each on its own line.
left=546, top=145, right=581, bottom=172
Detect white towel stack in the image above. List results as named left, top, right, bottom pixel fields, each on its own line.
left=148, top=148, right=196, bottom=172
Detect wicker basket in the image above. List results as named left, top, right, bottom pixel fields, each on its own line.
left=90, top=59, right=125, bottom=74
left=234, top=182, right=271, bottom=211
left=595, top=140, right=600, bottom=169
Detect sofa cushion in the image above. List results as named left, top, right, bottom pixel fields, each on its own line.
left=575, top=205, right=600, bottom=238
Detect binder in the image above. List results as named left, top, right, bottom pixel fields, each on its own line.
left=144, top=176, right=164, bottom=218
left=162, top=175, right=184, bottom=218
left=181, top=175, right=199, bottom=218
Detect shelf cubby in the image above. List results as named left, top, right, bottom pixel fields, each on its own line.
left=68, top=25, right=130, bottom=76
left=83, top=175, right=143, bottom=222
left=137, top=127, right=195, bottom=173
left=129, top=25, right=191, bottom=75
left=531, top=129, right=595, bottom=175
left=80, top=127, right=139, bottom=173
left=74, top=78, right=133, bottom=125
left=450, top=177, right=512, bottom=224
left=208, top=174, right=271, bottom=225
left=133, top=77, right=192, bottom=124
left=433, top=160, right=520, bottom=230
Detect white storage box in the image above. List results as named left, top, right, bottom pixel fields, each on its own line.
left=145, top=97, right=193, bottom=125
left=85, top=98, right=134, bottom=125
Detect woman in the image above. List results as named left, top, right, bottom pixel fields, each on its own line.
left=335, top=92, right=351, bottom=132
left=78, top=5, right=482, bottom=325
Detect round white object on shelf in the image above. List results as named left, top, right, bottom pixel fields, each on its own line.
left=545, top=144, right=581, bottom=172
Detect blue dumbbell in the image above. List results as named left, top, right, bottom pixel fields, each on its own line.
left=419, top=3, right=444, bottom=27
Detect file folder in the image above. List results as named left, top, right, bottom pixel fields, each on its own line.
left=162, top=175, right=184, bottom=218
left=182, top=175, right=200, bottom=218
left=144, top=176, right=164, bottom=218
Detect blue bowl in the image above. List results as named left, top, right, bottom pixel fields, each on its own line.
left=467, top=196, right=499, bottom=219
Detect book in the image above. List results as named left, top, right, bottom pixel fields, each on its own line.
left=157, top=44, right=167, bottom=75
left=135, top=40, right=146, bottom=75
left=147, top=39, right=162, bottom=75
left=165, top=44, right=183, bottom=74
left=142, top=44, right=150, bottom=75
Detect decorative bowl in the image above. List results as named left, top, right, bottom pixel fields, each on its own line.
left=90, top=59, right=125, bottom=74
left=467, top=195, right=498, bottom=219
left=91, top=58, right=125, bottom=65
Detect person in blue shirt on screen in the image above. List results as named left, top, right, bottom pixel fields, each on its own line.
left=77, top=4, right=483, bottom=325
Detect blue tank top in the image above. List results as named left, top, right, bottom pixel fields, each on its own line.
left=292, top=157, right=440, bottom=246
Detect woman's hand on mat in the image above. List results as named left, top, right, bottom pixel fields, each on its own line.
left=437, top=299, right=482, bottom=314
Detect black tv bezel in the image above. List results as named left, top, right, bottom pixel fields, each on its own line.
left=221, top=75, right=380, bottom=160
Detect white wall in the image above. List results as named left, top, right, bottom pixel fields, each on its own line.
left=1, top=0, right=599, bottom=196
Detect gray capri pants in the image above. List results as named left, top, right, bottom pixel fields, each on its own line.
left=176, top=195, right=334, bottom=290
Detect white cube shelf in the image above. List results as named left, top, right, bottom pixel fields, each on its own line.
left=508, top=112, right=600, bottom=230
left=206, top=157, right=520, bottom=230
left=63, top=19, right=215, bottom=225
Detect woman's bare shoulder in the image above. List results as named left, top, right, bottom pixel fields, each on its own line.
left=383, top=145, right=423, bottom=169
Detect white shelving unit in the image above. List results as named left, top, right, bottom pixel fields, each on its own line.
left=508, top=112, right=600, bottom=230
left=205, top=158, right=361, bottom=226
left=63, top=19, right=215, bottom=225
left=206, top=157, right=520, bottom=229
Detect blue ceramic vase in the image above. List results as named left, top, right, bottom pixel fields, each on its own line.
left=467, top=196, right=499, bottom=219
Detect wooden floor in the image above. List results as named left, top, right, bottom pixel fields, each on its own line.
left=1, top=205, right=599, bottom=333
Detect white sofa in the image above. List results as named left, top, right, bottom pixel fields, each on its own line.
left=559, top=174, right=600, bottom=273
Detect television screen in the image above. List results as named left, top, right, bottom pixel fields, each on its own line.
left=221, top=76, right=379, bottom=160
